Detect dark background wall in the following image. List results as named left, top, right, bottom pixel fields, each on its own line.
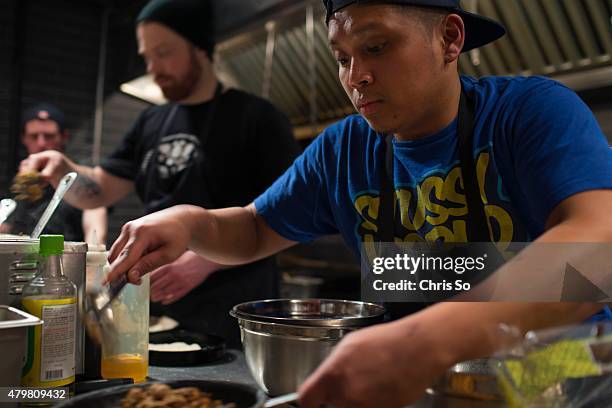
left=1, top=0, right=22, bottom=195
left=582, top=87, right=612, bottom=141
left=0, top=0, right=149, bottom=244
left=0, top=0, right=308, bottom=244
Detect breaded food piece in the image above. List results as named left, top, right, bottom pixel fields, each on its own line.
left=11, top=171, right=45, bottom=202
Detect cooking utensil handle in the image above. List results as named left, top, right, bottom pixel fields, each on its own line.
left=30, top=172, right=77, bottom=239
left=109, top=273, right=128, bottom=299
left=92, top=272, right=129, bottom=314
left=264, top=392, right=299, bottom=408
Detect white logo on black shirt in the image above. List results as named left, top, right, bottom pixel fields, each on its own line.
left=155, top=133, right=201, bottom=179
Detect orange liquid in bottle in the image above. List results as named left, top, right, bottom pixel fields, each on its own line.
left=101, top=354, right=148, bottom=383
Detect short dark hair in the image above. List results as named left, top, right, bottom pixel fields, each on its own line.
left=394, top=5, right=449, bottom=38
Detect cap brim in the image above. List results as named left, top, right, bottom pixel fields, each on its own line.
left=457, top=9, right=506, bottom=52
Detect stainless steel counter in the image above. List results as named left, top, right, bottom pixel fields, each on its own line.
left=147, top=349, right=506, bottom=408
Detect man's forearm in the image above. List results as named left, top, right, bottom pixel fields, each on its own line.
left=83, top=207, right=108, bottom=244
left=59, top=164, right=106, bottom=209
left=183, top=204, right=294, bottom=265
left=185, top=205, right=261, bottom=265
left=63, top=165, right=132, bottom=209
left=406, top=302, right=601, bottom=367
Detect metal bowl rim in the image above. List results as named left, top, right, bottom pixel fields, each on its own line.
left=233, top=312, right=357, bottom=332
left=231, top=298, right=386, bottom=328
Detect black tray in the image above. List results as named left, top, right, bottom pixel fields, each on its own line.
left=56, top=379, right=265, bottom=408
left=149, top=329, right=226, bottom=366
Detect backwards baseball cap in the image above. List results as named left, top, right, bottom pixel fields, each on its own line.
left=137, top=0, right=216, bottom=58
left=323, top=0, right=506, bottom=52
left=21, top=103, right=66, bottom=133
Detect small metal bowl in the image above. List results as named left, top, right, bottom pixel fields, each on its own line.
left=433, top=358, right=503, bottom=401
left=230, top=299, right=385, bottom=396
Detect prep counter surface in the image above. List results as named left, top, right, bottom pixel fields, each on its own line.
left=147, top=349, right=505, bottom=408
left=148, top=349, right=256, bottom=385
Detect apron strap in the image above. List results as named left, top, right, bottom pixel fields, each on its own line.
left=378, top=134, right=395, bottom=242
left=377, top=88, right=490, bottom=243
left=143, top=104, right=179, bottom=205
left=457, top=90, right=491, bottom=242
left=378, top=88, right=495, bottom=319
left=142, top=82, right=224, bottom=209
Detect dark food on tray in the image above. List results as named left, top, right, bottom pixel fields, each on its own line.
left=120, top=383, right=236, bottom=408
left=11, top=171, right=45, bottom=201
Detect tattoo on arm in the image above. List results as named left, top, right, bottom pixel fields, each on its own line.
left=73, top=173, right=102, bottom=199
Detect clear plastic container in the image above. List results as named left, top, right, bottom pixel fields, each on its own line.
left=94, top=247, right=149, bottom=383
left=493, top=322, right=612, bottom=407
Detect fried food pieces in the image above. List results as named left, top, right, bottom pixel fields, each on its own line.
left=120, top=383, right=236, bottom=408
left=11, top=171, right=45, bottom=201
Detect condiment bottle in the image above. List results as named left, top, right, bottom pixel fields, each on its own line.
left=21, top=235, right=77, bottom=392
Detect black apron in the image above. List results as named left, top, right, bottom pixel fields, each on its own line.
left=142, top=84, right=279, bottom=347
left=380, top=88, right=504, bottom=319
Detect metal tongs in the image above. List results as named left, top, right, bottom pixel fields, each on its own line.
left=83, top=273, right=128, bottom=348
left=30, top=172, right=78, bottom=239
left=263, top=392, right=299, bottom=407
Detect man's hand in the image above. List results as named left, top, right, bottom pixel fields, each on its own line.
left=19, top=152, right=132, bottom=210
left=298, top=318, right=451, bottom=408
left=107, top=205, right=200, bottom=284
left=19, top=150, right=75, bottom=187
left=150, top=250, right=223, bottom=305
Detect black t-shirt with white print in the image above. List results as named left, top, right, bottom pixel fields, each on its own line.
left=101, top=89, right=299, bottom=346
left=102, top=88, right=299, bottom=213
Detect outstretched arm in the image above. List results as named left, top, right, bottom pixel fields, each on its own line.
left=82, top=206, right=108, bottom=245
left=20, top=151, right=133, bottom=209
left=299, top=189, right=612, bottom=408
left=106, top=203, right=296, bottom=284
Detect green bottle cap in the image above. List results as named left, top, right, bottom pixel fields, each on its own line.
left=39, top=235, right=64, bottom=256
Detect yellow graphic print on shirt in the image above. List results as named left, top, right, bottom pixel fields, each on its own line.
left=354, top=152, right=518, bottom=251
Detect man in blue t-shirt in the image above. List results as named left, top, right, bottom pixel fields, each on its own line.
left=104, top=1, right=612, bottom=407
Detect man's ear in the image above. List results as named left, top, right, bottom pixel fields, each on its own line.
left=194, top=47, right=212, bottom=64
left=441, top=14, right=465, bottom=64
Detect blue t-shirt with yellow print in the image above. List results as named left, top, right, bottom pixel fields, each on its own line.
left=254, top=76, right=612, bottom=258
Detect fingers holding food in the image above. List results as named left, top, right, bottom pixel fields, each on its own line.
left=10, top=171, right=45, bottom=202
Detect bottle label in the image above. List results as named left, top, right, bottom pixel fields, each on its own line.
left=21, top=298, right=77, bottom=387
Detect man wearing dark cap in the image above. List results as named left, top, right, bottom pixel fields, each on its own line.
left=1, top=103, right=108, bottom=243
left=20, top=0, right=299, bottom=346
left=32, top=0, right=612, bottom=406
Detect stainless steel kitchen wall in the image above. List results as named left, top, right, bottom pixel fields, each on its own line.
left=215, top=0, right=612, bottom=133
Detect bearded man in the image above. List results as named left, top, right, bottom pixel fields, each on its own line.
left=20, top=0, right=299, bottom=346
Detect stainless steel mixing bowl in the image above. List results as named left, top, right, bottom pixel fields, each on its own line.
left=230, top=299, right=386, bottom=396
